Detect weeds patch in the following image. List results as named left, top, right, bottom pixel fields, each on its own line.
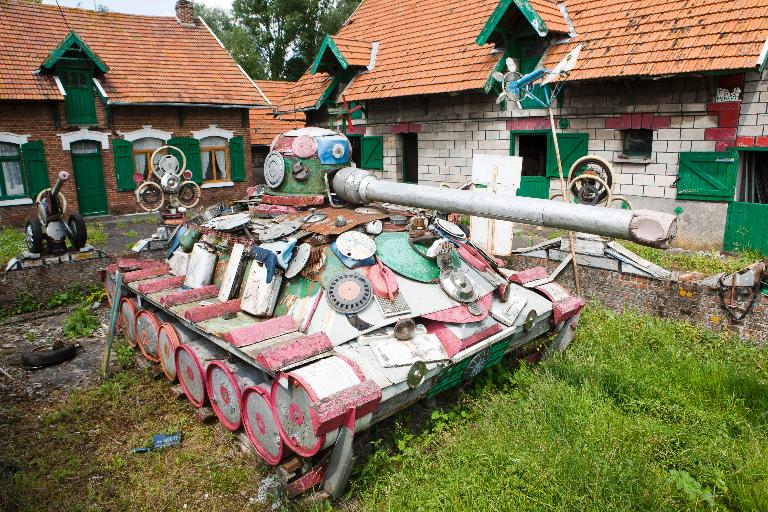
left=620, top=241, right=763, bottom=275
left=352, top=306, right=768, bottom=511
left=89, top=223, right=109, bottom=245
left=0, top=227, right=26, bottom=265
left=62, top=306, right=100, bottom=339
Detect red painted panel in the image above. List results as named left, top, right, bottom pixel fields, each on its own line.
left=261, top=194, right=325, bottom=206
left=255, top=332, right=333, bottom=371
left=704, top=127, right=737, bottom=141
left=707, top=101, right=740, bottom=114
left=718, top=109, right=740, bottom=128
left=137, top=276, right=185, bottom=294
left=717, top=73, right=745, bottom=89
left=641, top=113, right=654, bottom=130
left=736, top=136, right=756, bottom=147
left=631, top=113, right=643, bottom=130
left=123, top=264, right=169, bottom=283
left=508, top=266, right=549, bottom=285
left=604, top=117, right=622, bottom=130
left=651, top=116, right=671, bottom=129
left=756, top=136, right=768, bottom=147
left=185, top=299, right=242, bottom=323
left=715, top=141, right=734, bottom=152
left=159, top=285, right=219, bottom=307
left=223, top=315, right=298, bottom=348
left=311, top=380, right=382, bottom=436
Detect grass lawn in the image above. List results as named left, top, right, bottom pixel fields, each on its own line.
left=351, top=306, right=768, bottom=511
left=619, top=242, right=763, bottom=275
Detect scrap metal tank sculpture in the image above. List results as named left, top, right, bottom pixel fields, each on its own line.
left=105, top=127, right=676, bottom=498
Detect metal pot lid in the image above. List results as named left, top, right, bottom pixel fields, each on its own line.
left=264, top=151, right=285, bottom=188
left=435, top=218, right=467, bottom=239
left=335, top=231, right=376, bottom=261
left=439, top=269, right=478, bottom=303
left=303, top=211, right=327, bottom=224
left=260, top=220, right=302, bottom=241
left=326, top=272, right=374, bottom=314
left=375, top=232, right=460, bottom=283
left=285, top=243, right=312, bottom=278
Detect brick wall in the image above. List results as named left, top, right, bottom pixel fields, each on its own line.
left=0, top=101, right=253, bottom=226
left=334, top=70, right=768, bottom=249
left=507, top=254, right=768, bottom=344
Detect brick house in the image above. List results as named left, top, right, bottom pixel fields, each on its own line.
left=282, top=0, right=768, bottom=252
left=249, top=81, right=306, bottom=183
left=0, top=0, right=269, bottom=226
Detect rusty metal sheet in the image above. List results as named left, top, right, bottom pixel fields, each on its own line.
left=302, top=207, right=388, bottom=236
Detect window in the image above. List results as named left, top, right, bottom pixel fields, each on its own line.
left=71, top=141, right=100, bottom=154
left=200, top=136, right=228, bottom=182
left=621, top=129, right=653, bottom=159
left=132, top=137, right=164, bottom=181
left=0, top=143, right=26, bottom=198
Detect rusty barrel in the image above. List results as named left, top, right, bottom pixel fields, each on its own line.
left=271, top=355, right=366, bottom=457
left=135, top=309, right=162, bottom=362
left=242, top=384, right=288, bottom=465
left=119, top=298, right=139, bottom=348
left=175, top=340, right=222, bottom=408
left=157, top=323, right=181, bottom=381
left=205, top=361, right=266, bottom=431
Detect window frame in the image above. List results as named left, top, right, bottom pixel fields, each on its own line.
left=621, top=129, right=654, bottom=159
left=131, top=137, right=165, bottom=182
left=0, top=143, right=27, bottom=200
left=200, top=144, right=230, bottom=184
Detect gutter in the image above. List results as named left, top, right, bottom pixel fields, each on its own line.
left=107, top=101, right=271, bottom=109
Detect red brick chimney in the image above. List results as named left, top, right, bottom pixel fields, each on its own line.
left=175, top=0, right=196, bottom=26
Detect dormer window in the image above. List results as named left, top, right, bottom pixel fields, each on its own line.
left=59, top=64, right=97, bottom=125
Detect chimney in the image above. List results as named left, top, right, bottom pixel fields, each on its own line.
left=175, top=0, right=196, bottom=26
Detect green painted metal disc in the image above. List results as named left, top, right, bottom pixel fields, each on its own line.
left=375, top=232, right=459, bottom=283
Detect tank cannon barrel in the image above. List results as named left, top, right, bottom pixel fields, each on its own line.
left=333, top=167, right=677, bottom=247
left=50, top=171, right=70, bottom=199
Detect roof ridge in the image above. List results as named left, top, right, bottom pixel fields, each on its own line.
left=3, top=0, right=179, bottom=21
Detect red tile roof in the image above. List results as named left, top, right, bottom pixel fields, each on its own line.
left=332, top=36, right=374, bottom=67
left=0, top=1, right=268, bottom=106
left=282, top=0, right=768, bottom=109
left=542, top=0, right=768, bottom=81
left=250, top=81, right=306, bottom=145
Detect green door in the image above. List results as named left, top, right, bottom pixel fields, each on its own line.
left=71, top=141, right=107, bottom=216
left=724, top=202, right=768, bottom=254
left=518, top=176, right=550, bottom=199
left=60, top=66, right=97, bottom=125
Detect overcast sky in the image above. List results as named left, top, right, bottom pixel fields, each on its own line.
left=42, top=0, right=232, bottom=16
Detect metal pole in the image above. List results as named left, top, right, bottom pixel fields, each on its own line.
left=101, top=271, right=123, bottom=382
left=547, top=106, right=582, bottom=295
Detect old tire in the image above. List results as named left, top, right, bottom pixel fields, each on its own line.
left=67, top=214, right=88, bottom=249
left=21, top=344, right=77, bottom=368
left=25, top=219, right=44, bottom=253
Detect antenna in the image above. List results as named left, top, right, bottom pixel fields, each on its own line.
left=54, top=0, right=74, bottom=32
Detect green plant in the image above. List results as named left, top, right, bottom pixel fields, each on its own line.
left=0, top=227, right=26, bottom=265
left=620, top=241, right=763, bottom=275
left=88, top=224, right=109, bottom=245
left=124, top=229, right=139, bottom=238
left=62, top=306, right=100, bottom=339
left=114, top=344, right=135, bottom=368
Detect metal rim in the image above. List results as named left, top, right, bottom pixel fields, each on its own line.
left=205, top=361, right=243, bottom=431
left=174, top=344, right=207, bottom=408
left=326, top=272, right=374, bottom=314
left=119, top=298, right=139, bottom=348
left=157, top=323, right=180, bottom=381
left=241, top=385, right=285, bottom=465
left=135, top=310, right=161, bottom=362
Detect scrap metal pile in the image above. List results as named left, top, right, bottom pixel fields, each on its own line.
left=105, top=127, right=677, bottom=498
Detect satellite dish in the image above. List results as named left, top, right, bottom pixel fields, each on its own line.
left=541, top=44, right=582, bottom=85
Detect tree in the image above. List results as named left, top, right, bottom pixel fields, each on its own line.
left=197, top=0, right=361, bottom=81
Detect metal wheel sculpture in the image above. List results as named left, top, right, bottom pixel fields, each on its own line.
left=136, top=146, right=200, bottom=212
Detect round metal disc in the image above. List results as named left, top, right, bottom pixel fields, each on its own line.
left=261, top=220, right=302, bottom=241
left=407, top=361, right=428, bottom=389
left=264, top=151, right=285, bottom=188
left=524, top=309, right=537, bottom=331
left=435, top=219, right=467, bottom=239
left=463, top=349, right=489, bottom=380
left=285, top=243, right=312, bottom=278
left=242, top=386, right=283, bottom=465
left=326, top=272, right=374, bottom=314
left=467, top=302, right=484, bottom=316
left=157, top=325, right=179, bottom=381
left=136, top=311, right=160, bottom=361
left=303, top=211, right=327, bottom=224
left=119, top=299, right=138, bottom=347
left=439, top=269, right=478, bottom=303
left=176, top=346, right=205, bottom=407
left=292, top=135, right=318, bottom=158
left=272, top=378, right=322, bottom=456
left=336, top=231, right=376, bottom=261
left=207, top=364, right=241, bottom=430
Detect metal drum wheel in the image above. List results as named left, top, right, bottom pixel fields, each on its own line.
left=264, top=151, right=286, bottom=188
left=271, top=356, right=363, bottom=457
left=136, top=181, right=164, bottom=212
left=177, top=181, right=201, bottom=209
left=135, top=310, right=161, bottom=362
left=157, top=323, right=181, bottom=381
left=205, top=361, right=246, bottom=431
left=119, top=298, right=139, bottom=348
left=568, top=156, right=614, bottom=206
left=326, top=272, right=374, bottom=314
left=242, top=385, right=286, bottom=465
left=174, top=343, right=208, bottom=408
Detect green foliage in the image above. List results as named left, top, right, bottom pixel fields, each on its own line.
left=198, top=0, right=361, bottom=81
left=124, top=229, right=139, bottom=238
left=114, top=344, right=135, bottom=368
left=353, top=306, right=768, bottom=511
left=88, top=223, right=108, bottom=245
left=0, top=227, right=27, bottom=265
left=620, top=241, right=763, bottom=275
left=62, top=306, right=100, bottom=339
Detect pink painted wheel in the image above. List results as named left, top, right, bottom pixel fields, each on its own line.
left=205, top=361, right=245, bottom=431
left=119, top=298, right=139, bottom=348
left=157, top=323, right=181, bottom=381
left=292, top=135, right=318, bottom=158
left=135, top=310, right=161, bottom=362
left=271, top=356, right=364, bottom=457
left=174, top=343, right=208, bottom=408
left=242, top=385, right=286, bottom=465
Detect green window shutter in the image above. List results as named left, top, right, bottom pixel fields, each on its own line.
left=21, top=140, right=50, bottom=198
left=676, top=151, right=737, bottom=202
left=361, top=136, right=383, bottom=170
left=168, top=137, right=203, bottom=185
left=546, top=133, right=588, bottom=178
left=518, top=176, right=550, bottom=199
left=112, top=139, right=136, bottom=191
left=229, top=136, right=245, bottom=182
